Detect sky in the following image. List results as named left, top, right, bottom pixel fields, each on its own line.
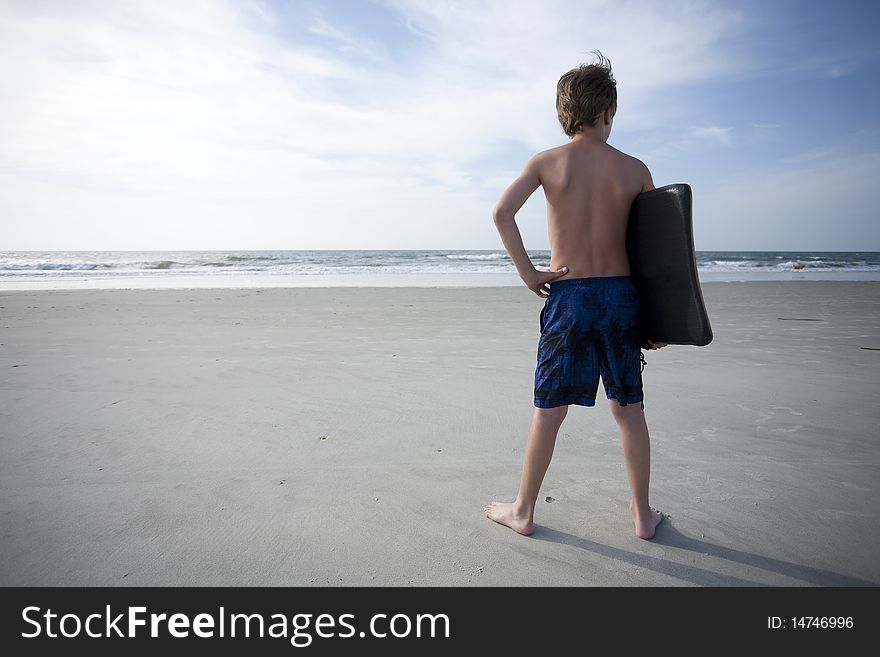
left=1, top=0, right=878, bottom=251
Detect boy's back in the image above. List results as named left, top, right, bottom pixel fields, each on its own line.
left=537, top=140, right=654, bottom=281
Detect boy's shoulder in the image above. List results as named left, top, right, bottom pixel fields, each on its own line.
left=605, top=143, right=648, bottom=167
left=523, top=144, right=572, bottom=175
left=533, top=141, right=642, bottom=161
left=526, top=144, right=563, bottom=165
left=606, top=145, right=653, bottom=181
left=527, top=143, right=653, bottom=193
left=530, top=142, right=648, bottom=172
left=523, top=144, right=651, bottom=190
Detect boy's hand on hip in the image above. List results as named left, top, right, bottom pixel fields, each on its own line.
left=525, top=265, right=568, bottom=298
left=647, top=340, right=668, bottom=349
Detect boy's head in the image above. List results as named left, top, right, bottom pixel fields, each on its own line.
left=556, top=51, right=617, bottom=139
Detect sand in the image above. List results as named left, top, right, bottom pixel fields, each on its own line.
left=1, top=281, right=878, bottom=586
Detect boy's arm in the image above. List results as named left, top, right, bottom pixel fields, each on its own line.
left=634, top=157, right=667, bottom=349
left=492, top=155, right=566, bottom=293
left=638, top=158, right=655, bottom=193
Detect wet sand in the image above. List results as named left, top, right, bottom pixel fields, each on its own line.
left=1, top=281, right=878, bottom=585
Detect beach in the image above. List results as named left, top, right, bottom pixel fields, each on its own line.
left=1, top=281, right=878, bottom=586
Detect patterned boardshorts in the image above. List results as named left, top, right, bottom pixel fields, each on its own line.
left=534, top=275, right=647, bottom=409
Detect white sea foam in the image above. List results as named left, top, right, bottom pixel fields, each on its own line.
left=1, top=250, right=878, bottom=288
left=445, top=253, right=508, bottom=261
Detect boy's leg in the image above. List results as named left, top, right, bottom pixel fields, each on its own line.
left=483, top=405, right=568, bottom=535
left=608, top=399, right=665, bottom=540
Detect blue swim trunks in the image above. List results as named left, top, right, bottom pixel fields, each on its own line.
left=534, top=275, right=647, bottom=409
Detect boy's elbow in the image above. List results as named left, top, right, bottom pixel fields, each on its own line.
left=492, top=204, right=514, bottom=223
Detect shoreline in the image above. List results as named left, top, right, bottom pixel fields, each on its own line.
left=2, top=270, right=880, bottom=292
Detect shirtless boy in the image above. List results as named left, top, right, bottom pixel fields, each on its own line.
left=483, top=52, right=669, bottom=540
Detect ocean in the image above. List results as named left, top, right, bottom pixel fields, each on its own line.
left=1, top=250, right=878, bottom=290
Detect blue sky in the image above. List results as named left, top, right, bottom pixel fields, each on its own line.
left=1, top=0, right=878, bottom=250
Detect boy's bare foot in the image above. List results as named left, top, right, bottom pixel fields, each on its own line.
left=629, top=500, right=665, bottom=540
left=483, top=501, right=535, bottom=536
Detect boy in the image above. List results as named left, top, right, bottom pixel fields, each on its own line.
left=483, top=52, right=669, bottom=541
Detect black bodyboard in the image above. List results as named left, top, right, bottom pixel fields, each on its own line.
left=626, top=183, right=713, bottom=347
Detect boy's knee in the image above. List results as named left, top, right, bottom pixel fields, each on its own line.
left=535, top=405, right=568, bottom=422
left=608, top=397, right=643, bottom=420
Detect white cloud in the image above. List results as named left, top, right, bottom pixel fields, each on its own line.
left=0, top=0, right=813, bottom=249
left=307, top=16, right=386, bottom=60
left=638, top=123, right=734, bottom=162
left=689, top=125, right=734, bottom=145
